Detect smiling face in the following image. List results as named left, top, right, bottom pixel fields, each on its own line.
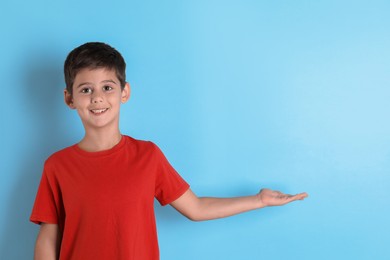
left=65, top=67, right=130, bottom=133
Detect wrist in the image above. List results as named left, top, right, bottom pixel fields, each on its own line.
left=254, top=193, right=266, bottom=209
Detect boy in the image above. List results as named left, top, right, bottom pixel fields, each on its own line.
left=30, top=42, right=308, bottom=260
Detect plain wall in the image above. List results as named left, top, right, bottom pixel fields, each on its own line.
left=1, top=0, right=389, bottom=259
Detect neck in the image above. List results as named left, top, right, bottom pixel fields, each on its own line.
left=78, top=127, right=122, bottom=152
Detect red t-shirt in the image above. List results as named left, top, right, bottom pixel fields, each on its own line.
left=30, top=136, right=190, bottom=260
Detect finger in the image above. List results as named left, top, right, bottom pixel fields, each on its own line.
left=279, top=193, right=293, bottom=199
left=274, top=193, right=288, bottom=200
left=280, top=193, right=304, bottom=204
left=302, top=192, right=309, bottom=199
left=275, top=194, right=297, bottom=205
left=291, top=192, right=308, bottom=201
left=297, top=192, right=308, bottom=199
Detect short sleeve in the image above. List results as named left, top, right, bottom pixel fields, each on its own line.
left=153, top=144, right=190, bottom=206
left=30, top=162, right=63, bottom=225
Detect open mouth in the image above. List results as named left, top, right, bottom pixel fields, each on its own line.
left=90, top=108, right=108, bottom=114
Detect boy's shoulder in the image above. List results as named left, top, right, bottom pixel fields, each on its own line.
left=44, top=143, right=75, bottom=164
left=124, top=135, right=156, bottom=147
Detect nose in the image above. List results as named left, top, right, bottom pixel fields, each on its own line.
left=91, top=92, right=103, bottom=103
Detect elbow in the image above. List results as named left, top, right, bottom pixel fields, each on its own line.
left=187, top=216, right=204, bottom=222
left=184, top=211, right=210, bottom=222
left=187, top=215, right=202, bottom=222
left=181, top=211, right=204, bottom=222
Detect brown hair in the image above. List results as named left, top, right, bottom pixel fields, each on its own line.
left=64, top=42, right=126, bottom=95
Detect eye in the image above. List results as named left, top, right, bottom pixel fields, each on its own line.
left=103, top=85, right=113, bottom=91
left=80, top=87, right=92, bottom=94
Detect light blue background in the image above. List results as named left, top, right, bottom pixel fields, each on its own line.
left=1, top=0, right=389, bottom=259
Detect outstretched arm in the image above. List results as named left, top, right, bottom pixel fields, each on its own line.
left=170, top=188, right=308, bottom=221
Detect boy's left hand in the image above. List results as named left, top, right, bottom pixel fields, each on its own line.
left=257, top=188, right=308, bottom=207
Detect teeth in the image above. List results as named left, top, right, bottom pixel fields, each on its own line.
left=91, top=108, right=108, bottom=114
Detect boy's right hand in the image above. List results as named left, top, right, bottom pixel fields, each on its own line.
left=257, top=188, right=308, bottom=207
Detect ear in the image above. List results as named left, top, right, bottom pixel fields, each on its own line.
left=64, top=89, right=76, bottom=109
left=121, top=82, right=131, bottom=104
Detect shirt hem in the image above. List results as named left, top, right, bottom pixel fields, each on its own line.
left=159, top=184, right=190, bottom=206
left=30, top=214, right=58, bottom=225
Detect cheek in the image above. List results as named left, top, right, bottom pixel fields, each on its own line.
left=108, top=95, right=122, bottom=106
left=73, top=98, right=90, bottom=110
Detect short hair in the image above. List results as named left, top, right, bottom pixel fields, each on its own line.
left=64, top=42, right=126, bottom=95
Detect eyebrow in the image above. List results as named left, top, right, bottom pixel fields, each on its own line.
left=76, top=80, right=118, bottom=89
left=76, top=82, right=92, bottom=89
left=101, top=80, right=118, bottom=85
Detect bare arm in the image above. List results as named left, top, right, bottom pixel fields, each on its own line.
left=170, top=188, right=308, bottom=221
left=34, top=223, right=61, bottom=260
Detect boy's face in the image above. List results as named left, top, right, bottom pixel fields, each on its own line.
left=64, top=68, right=130, bottom=132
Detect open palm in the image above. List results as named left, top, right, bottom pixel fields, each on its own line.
left=257, top=188, right=308, bottom=207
